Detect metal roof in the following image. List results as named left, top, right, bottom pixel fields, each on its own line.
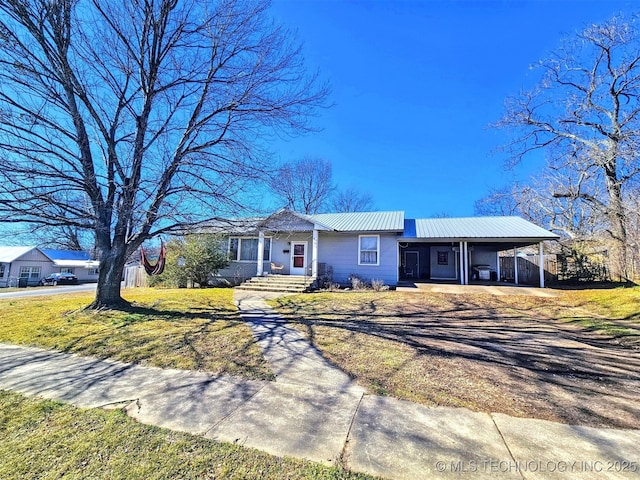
left=403, top=217, right=559, bottom=241
left=0, top=246, right=37, bottom=263
left=310, top=211, right=405, bottom=232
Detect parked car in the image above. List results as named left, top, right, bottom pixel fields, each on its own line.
left=39, top=272, right=79, bottom=286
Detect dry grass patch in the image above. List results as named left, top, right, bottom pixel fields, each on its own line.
left=0, top=288, right=272, bottom=380
left=271, top=289, right=640, bottom=429
left=0, top=390, right=373, bottom=480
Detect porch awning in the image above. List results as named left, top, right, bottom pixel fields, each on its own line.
left=399, top=217, right=559, bottom=245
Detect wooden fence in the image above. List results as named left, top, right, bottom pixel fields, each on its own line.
left=499, top=255, right=557, bottom=286
left=123, top=265, right=148, bottom=288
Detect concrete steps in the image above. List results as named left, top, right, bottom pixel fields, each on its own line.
left=235, top=275, right=316, bottom=293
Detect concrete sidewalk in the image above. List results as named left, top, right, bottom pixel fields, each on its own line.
left=0, top=293, right=638, bottom=479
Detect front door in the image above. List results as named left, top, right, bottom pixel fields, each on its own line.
left=290, top=241, right=307, bottom=275
left=404, top=251, right=419, bottom=279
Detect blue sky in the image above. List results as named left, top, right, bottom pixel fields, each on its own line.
left=268, top=0, right=636, bottom=218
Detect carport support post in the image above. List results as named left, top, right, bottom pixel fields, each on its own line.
left=513, top=247, right=519, bottom=285
left=463, top=241, right=469, bottom=285
left=459, top=242, right=464, bottom=285
left=496, top=251, right=501, bottom=282
left=257, top=231, right=264, bottom=276
left=311, top=229, right=318, bottom=278
left=538, top=242, right=545, bottom=288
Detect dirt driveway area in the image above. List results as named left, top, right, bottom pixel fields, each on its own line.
left=272, top=289, right=640, bottom=430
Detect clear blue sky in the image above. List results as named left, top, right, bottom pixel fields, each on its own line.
left=268, top=0, right=636, bottom=218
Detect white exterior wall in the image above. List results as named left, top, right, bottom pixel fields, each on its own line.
left=1, top=249, right=51, bottom=286
left=72, top=268, right=99, bottom=283
left=318, top=232, right=398, bottom=286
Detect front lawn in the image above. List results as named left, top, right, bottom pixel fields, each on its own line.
left=0, top=288, right=272, bottom=380
left=269, top=287, right=640, bottom=429
left=0, top=390, right=372, bottom=480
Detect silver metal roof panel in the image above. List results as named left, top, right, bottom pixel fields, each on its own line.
left=310, top=211, right=405, bottom=232
left=408, top=216, right=558, bottom=240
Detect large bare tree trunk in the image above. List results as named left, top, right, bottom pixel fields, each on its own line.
left=90, top=245, right=129, bottom=309
left=605, top=172, right=629, bottom=281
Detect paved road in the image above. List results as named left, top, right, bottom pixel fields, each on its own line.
left=0, top=282, right=97, bottom=299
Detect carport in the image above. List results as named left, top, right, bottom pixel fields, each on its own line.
left=398, top=217, right=559, bottom=288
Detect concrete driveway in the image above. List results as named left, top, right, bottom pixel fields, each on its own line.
left=397, top=282, right=561, bottom=297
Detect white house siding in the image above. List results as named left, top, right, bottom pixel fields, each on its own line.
left=0, top=263, right=10, bottom=287
left=2, top=249, right=51, bottom=286
left=318, top=232, right=398, bottom=286
left=72, top=268, right=99, bottom=283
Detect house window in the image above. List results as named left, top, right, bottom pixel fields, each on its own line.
left=0, top=264, right=4, bottom=278
left=437, top=252, right=449, bottom=265
left=19, top=266, right=41, bottom=279
left=229, top=237, right=271, bottom=262
left=60, top=268, right=74, bottom=274
left=359, top=235, right=379, bottom=266
left=88, top=268, right=99, bottom=275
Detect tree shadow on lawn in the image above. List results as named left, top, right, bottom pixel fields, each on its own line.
left=55, top=305, right=272, bottom=380
left=277, top=295, right=640, bottom=429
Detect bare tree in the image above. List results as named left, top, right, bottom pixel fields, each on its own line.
left=0, top=0, right=328, bottom=307
left=497, top=14, right=640, bottom=280
left=474, top=186, right=520, bottom=217
left=329, top=186, right=375, bottom=213
left=269, top=156, right=334, bottom=214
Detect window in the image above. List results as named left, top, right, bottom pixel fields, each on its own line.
left=359, top=235, right=379, bottom=266
left=229, top=238, right=239, bottom=261
left=60, top=268, right=74, bottom=274
left=0, top=264, right=4, bottom=278
left=19, top=266, right=41, bottom=279
left=229, top=237, right=271, bottom=262
left=437, top=252, right=449, bottom=265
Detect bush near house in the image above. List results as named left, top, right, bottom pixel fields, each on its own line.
left=150, top=235, right=230, bottom=288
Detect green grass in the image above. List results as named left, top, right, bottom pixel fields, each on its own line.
left=0, top=288, right=273, bottom=380
left=0, top=390, right=373, bottom=480
left=556, top=285, right=640, bottom=341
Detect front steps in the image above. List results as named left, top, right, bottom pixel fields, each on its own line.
left=236, top=275, right=316, bottom=293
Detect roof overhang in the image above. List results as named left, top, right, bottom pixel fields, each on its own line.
left=52, top=260, right=100, bottom=268
left=398, top=237, right=555, bottom=246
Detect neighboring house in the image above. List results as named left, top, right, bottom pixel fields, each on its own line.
left=0, top=246, right=99, bottom=287
left=213, top=209, right=559, bottom=288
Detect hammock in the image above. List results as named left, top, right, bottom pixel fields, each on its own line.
left=140, top=241, right=167, bottom=276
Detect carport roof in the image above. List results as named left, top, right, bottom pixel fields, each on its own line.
left=401, top=216, right=559, bottom=242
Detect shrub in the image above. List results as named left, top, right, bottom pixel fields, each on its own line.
left=348, top=274, right=369, bottom=290
left=152, top=234, right=230, bottom=288
left=371, top=279, right=388, bottom=292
